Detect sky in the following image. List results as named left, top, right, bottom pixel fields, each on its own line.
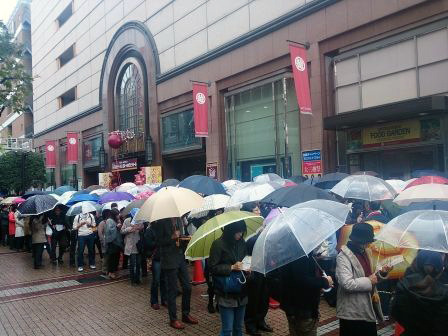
left=0, top=0, right=18, bottom=24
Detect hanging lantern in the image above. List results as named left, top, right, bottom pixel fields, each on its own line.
left=108, top=132, right=123, bottom=149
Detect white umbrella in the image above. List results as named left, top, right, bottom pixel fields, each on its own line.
left=385, top=179, right=406, bottom=193
left=227, top=182, right=283, bottom=207
left=58, top=191, right=76, bottom=205
left=253, top=173, right=284, bottom=183
left=127, top=185, right=153, bottom=196
left=115, top=182, right=137, bottom=192
left=330, top=175, right=396, bottom=201
left=376, top=210, right=448, bottom=253
left=66, top=201, right=100, bottom=216
left=189, top=194, right=231, bottom=218
left=394, top=184, right=448, bottom=206
left=101, top=200, right=130, bottom=211
left=224, top=181, right=250, bottom=196
left=90, top=188, right=109, bottom=196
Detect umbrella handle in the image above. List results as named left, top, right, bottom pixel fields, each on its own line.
left=322, top=271, right=332, bottom=293
left=238, top=271, right=247, bottom=285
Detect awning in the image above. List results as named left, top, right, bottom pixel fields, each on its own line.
left=324, top=96, right=447, bottom=130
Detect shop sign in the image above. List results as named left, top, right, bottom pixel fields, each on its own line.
left=98, top=172, right=111, bottom=188
left=362, top=120, right=420, bottom=146
left=302, top=150, right=322, bottom=177
left=144, top=166, right=162, bottom=184
left=206, top=162, right=219, bottom=180
left=112, top=158, right=138, bottom=172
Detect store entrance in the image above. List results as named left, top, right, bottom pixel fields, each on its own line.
left=163, top=152, right=206, bottom=181
left=348, top=145, right=444, bottom=180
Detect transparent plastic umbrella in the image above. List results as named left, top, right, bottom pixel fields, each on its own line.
left=385, top=179, right=406, bottom=193
left=58, top=191, right=77, bottom=205
left=376, top=210, right=448, bottom=253
left=227, top=182, right=283, bottom=207
left=116, top=182, right=137, bottom=192
left=189, top=194, right=231, bottom=218
left=251, top=200, right=350, bottom=274
left=253, top=173, right=284, bottom=183
left=101, top=200, right=130, bottom=211
left=394, top=184, right=448, bottom=206
left=89, top=188, right=109, bottom=196
left=66, top=201, right=100, bottom=216
left=330, top=175, right=396, bottom=201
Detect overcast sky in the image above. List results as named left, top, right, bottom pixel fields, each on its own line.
left=0, top=0, right=18, bottom=24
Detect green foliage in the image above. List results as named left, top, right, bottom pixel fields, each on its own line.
left=0, top=151, right=46, bottom=195
left=0, top=20, right=32, bottom=116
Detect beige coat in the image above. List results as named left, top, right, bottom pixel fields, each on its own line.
left=120, top=218, right=140, bottom=256
left=31, top=217, right=47, bottom=244
left=336, top=245, right=384, bottom=323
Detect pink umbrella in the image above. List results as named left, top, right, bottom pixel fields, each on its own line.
left=134, top=191, right=155, bottom=200
left=283, top=181, right=297, bottom=187
left=264, top=207, right=286, bottom=225
left=12, top=197, right=26, bottom=204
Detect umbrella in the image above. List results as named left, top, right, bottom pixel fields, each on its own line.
left=352, top=170, right=379, bottom=177
left=89, top=188, right=109, bottom=196
left=116, top=182, right=137, bottom=192
left=22, top=190, right=49, bottom=199
left=134, top=190, right=155, bottom=200
left=315, top=172, right=349, bottom=190
left=66, top=201, right=100, bottom=217
left=401, top=201, right=448, bottom=212
left=404, top=176, right=448, bottom=190
left=260, top=184, right=335, bottom=208
left=134, top=186, right=204, bottom=223
left=227, top=182, right=283, bottom=207
left=17, top=194, right=59, bottom=215
left=264, top=207, right=285, bottom=225
left=154, top=179, right=180, bottom=191
left=394, top=184, right=448, bottom=206
left=330, top=175, right=396, bottom=201
left=411, top=169, right=446, bottom=178
left=185, top=211, right=263, bottom=260
left=1, top=197, right=19, bottom=205
left=12, top=197, right=26, bottom=205
left=251, top=200, right=350, bottom=274
left=102, top=200, right=130, bottom=211
left=54, top=185, right=76, bottom=196
left=58, top=191, right=77, bottom=205
left=289, top=175, right=307, bottom=184
left=66, top=193, right=99, bottom=206
left=178, top=175, right=227, bottom=196
left=72, top=190, right=90, bottom=197
left=128, top=185, right=152, bottom=196
left=86, top=185, right=103, bottom=191
left=253, top=173, right=284, bottom=183
left=99, top=191, right=134, bottom=204
left=385, top=179, right=407, bottom=193
left=223, top=181, right=249, bottom=196
left=189, top=194, right=231, bottom=218
left=376, top=210, right=448, bottom=253
left=122, top=199, right=146, bottom=217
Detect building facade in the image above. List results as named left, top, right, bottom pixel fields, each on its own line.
left=31, top=0, right=448, bottom=187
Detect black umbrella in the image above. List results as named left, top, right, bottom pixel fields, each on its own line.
left=22, top=190, right=50, bottom=199
left=289, top=175, right=308, bottom=184
left=18, top=194, right=59, bottom=215
left=122, top=199, right=146, bottom=217
left=315, top=172, right=349, bottom=190
left=260, top=184, right=336, bottom=207
left=178, top=175, right=226, bottom=196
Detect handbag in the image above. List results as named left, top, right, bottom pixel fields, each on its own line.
left=213, top=271, right=246, bottom=294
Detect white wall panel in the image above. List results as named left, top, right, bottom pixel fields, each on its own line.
left=175, top=30, right=208, bottom=66
left=174, top=4, right=207, bottom=43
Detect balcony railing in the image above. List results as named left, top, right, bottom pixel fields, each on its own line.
left=117, top=133, right=145, bottom=157
left=0, top=138, right=33, bottom=151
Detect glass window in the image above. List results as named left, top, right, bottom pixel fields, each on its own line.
left=83, top=136, right=102, bottom=168
left=59, top=145, right=77, bottom=187
left=161, top=109, right=201, bottom=153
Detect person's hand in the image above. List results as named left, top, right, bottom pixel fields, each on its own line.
left=381, top=265, right=393, bottom=274
left=325, top=275, right=334, bottom=287
left=369, top=274, right=378, bottom=285
left=171, top=230, right=180, bottom=240
left=231, top=262, right=243, bottom=271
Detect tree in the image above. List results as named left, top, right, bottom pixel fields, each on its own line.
left=0, top=20, right=32, bottom=117
left=0, top=151, right=46, bottom=195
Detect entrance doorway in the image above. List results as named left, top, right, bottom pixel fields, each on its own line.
left=163, top=152, right=206, bottom=181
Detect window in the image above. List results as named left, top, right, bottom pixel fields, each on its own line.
left=57, top=2, right=73, bottom=27
left=59, top=87, right=76, bottom=108
left=58, top=44, right=75, bottom=68
left=161, top=109, right=201, bottom=153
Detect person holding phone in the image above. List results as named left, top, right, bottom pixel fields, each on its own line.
left=73, top=211, right=97, bottom=272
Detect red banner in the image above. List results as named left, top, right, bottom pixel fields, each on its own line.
left=193, top=82, right=209, bottom=137
left=66, top=132, right=78, bottom=164
left=289, top=44, right=312, bottom=115
left=45, top=140, right=56, bottom=168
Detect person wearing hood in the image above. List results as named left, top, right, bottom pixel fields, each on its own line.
left=391, top=250, right=448, bottom=336
left=336, top=222, right=392, bottom=336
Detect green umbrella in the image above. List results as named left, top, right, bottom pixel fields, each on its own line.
left=185, top=211, right=263, bottom=260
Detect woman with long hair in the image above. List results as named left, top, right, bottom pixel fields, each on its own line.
left=105, top=208, right=123, bottom=279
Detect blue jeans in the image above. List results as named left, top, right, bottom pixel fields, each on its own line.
left=129, top=254, right=141, bottom=283
left=77, top=234, right=95, bottom=267
left=150, top=260, right=167, bottom=304
left=219, top=305, right=246, bottom=336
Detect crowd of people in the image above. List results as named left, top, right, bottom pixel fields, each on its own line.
left=1, top=194, right=448, bottom=336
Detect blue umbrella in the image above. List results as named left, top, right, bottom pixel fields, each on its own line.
left=54, top=185, right=76, bottom=196
left=99, top=191, right=135, bottom=204
left=154, top=179, right=180, bottom=191
left=315, top=172, right=349, bottom=190
left=66, top=193, right=99, bottom=206
left=179, top=175, right=227, bottom=196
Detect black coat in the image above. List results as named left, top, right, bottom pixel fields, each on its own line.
left=0, top=210, right=8, bottom=227
left=391, top=269, right=448, bottom=336
left=154, top=220, right=184, bottom=270
left=277, top=257, right=330, bottom=318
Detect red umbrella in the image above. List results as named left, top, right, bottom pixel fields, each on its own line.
left=12, top=197, right=26, bottom=204
left=134, top=190, right=155, bottom=200
left=405, top=176, right=448, bottom=190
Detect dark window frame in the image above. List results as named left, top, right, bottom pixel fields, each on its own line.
left=57, top=2, right=73, bottom=28
left=58, top=44, right=75, bottom=68
left=59, top=87, right=77, bottom=108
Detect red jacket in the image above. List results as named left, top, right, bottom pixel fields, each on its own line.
left=8, top=212, right=15, bottom=235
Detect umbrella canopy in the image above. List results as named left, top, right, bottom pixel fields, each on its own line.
left=411, top=169, right=446, bottom=178
left=154, top=179, right=180, bottom=191
left=99, top=191, right=134, bottom=204
left=178, top=175, right=227, bottom=196
left=289, top=175, right=308, bottom=184
left=330, top=175, right=396, bottom=201
left=134, top=191, right=155, bottom=200
left=404, top=176, right=448, bottom=190
left=102, top=200, right=130, bottom=211
left=71, top=190, right=90, bottom=197
left=89, top=188, right=109, bottom=196
left=86, top=185, right=103, bottom=191
left=116, top=182, right=137, bottom=192
left=66, top=193, right=99, bottom=206
left=223, top=181, right=249, bottom=196
left=376, top=210, right=448, bottom=253
left=253, top=173, right=284, bottom=183
left=260, top=184, right=335, bottom=208
left=18, top=194, right=59, bottom=216
left=227, top=182, right=283, bottom=207
left=394, top=184, right=448, bottom=206
left=385, top=179, right=407, bottom=193
left=401, top=200, right=448, bottom=212
left=135, top=186, right=203, bottom=223
left=352, top=170, right=379, bottom=177
left=189, top=194, right=231, bottom=218
left=1, top=197, right=19, bottom=205
left=66, top=201, right=100, bottom=217
left=122, top=199, right=146, bottom=217
left=58, top=191, right=77, bottom=205
left=12, top=197, right=26, bottom=205
left=185, top=211, right=263, bottom=260
left=54, top=185, right=76, bottom=196
left=128, top=185, right=153, bottom=196
left=315, top=172, right=349, bottom=190
left=251, top=200, right=350, bottom=274
left=22, top=190, right=49, bottom=199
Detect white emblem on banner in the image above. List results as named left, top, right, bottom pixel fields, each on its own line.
left=47, top=145, right=55, bottom=152
left=294, top=56, right=306, bottom=72
left=195, top=92, right=206, bottom=105
left=69, top=137, right=77, bottom=145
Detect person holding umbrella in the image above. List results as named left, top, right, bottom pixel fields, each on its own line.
left=30, top=214, right=48, bottom=269
left=72, top=210, right=97, bottom=272
left=120, top=209, right=144, bottom=284
left=14, top=208, right=25, bottom=251
left=48, top=205, right=68, bottom=264
left=336, top=222, right=392, bottom=336
left=105, top=208, right=123, bottom=279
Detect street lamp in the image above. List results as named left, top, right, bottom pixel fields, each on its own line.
left=145, top=136, right=153, bottom=165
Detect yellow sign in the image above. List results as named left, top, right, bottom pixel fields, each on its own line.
left=98, top=173, right=111, bottom=188
left=362, top=120, right=420, bottom=145
left=144, top=166, right=162, bottom=184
